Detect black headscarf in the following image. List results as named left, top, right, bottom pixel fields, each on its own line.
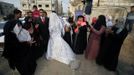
left=94, top=15, right=106, bottom=30
left=23, top=16, right=33, bottom=30
left=68, top=17, right=74, bottom=23
left=77, top=15, right=85, bottom=21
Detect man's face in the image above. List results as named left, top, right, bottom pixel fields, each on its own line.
left=40, top=11, right=44, bottom=16
left=28, top=12, right=32, bottom=17
left=17, top=13, right=22, bottom=18
left=33, top=7, right=37, bottom=11
left=131, top=7, right=134, bottom=12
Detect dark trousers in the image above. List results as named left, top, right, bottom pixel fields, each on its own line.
left=125, top=19, right=134, bottom=32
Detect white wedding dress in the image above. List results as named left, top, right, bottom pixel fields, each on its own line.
left=46, top=13, right=76, bottom=65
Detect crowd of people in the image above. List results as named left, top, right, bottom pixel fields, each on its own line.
left=1, top=5, right=134, bottom=75
left=2, top=5, right=50, bottom=75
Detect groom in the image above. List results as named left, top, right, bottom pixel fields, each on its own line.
left=35, top=9, right=49, bottom=58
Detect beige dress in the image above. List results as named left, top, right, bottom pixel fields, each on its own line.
left=119, top=26, right=134, bottom=64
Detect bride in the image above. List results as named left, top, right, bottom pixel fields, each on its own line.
left=46, top=12, right=79, bottom=69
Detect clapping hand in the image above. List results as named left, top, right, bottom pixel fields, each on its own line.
left=28, top=38, right=36, bottom=46
left=35, top=24, right=39, bottom=29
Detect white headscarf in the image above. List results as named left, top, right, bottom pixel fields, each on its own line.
left=115, top=18, right=125, bottom=34
left=106, top=15, right=113, bottom=28
left=13, top=24, right=31, bottom=42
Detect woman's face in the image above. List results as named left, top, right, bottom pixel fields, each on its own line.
left=77, top=18, right=83, bottom=25
left=78, top=17, right=84, bottom=22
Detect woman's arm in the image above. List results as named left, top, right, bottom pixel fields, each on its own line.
left=90, top=26, right=105, bottom=35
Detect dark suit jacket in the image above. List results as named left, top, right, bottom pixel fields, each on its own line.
left=36, top=17, right=49, bottom=40
left=35, top=17, right=49, bottom=53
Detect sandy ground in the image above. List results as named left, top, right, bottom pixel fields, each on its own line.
left=0, top=53, right=134, bottom=75
left=34, top=55, right=117, bottom=75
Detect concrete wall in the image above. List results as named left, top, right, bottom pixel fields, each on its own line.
left=20, top=0, right=63, bottom=16
left=89, top=6, right=128, bottom=22
left=69, top=0, right=134, bottom=22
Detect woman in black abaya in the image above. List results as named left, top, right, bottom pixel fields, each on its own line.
left=73, top=15, right=87, bottom=54
left=96, top=18, right=128, bottom=71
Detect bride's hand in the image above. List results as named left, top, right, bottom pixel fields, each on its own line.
left=28, top=38, right=36, bottom=46
left=65, top=26, right=70, bottom=32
